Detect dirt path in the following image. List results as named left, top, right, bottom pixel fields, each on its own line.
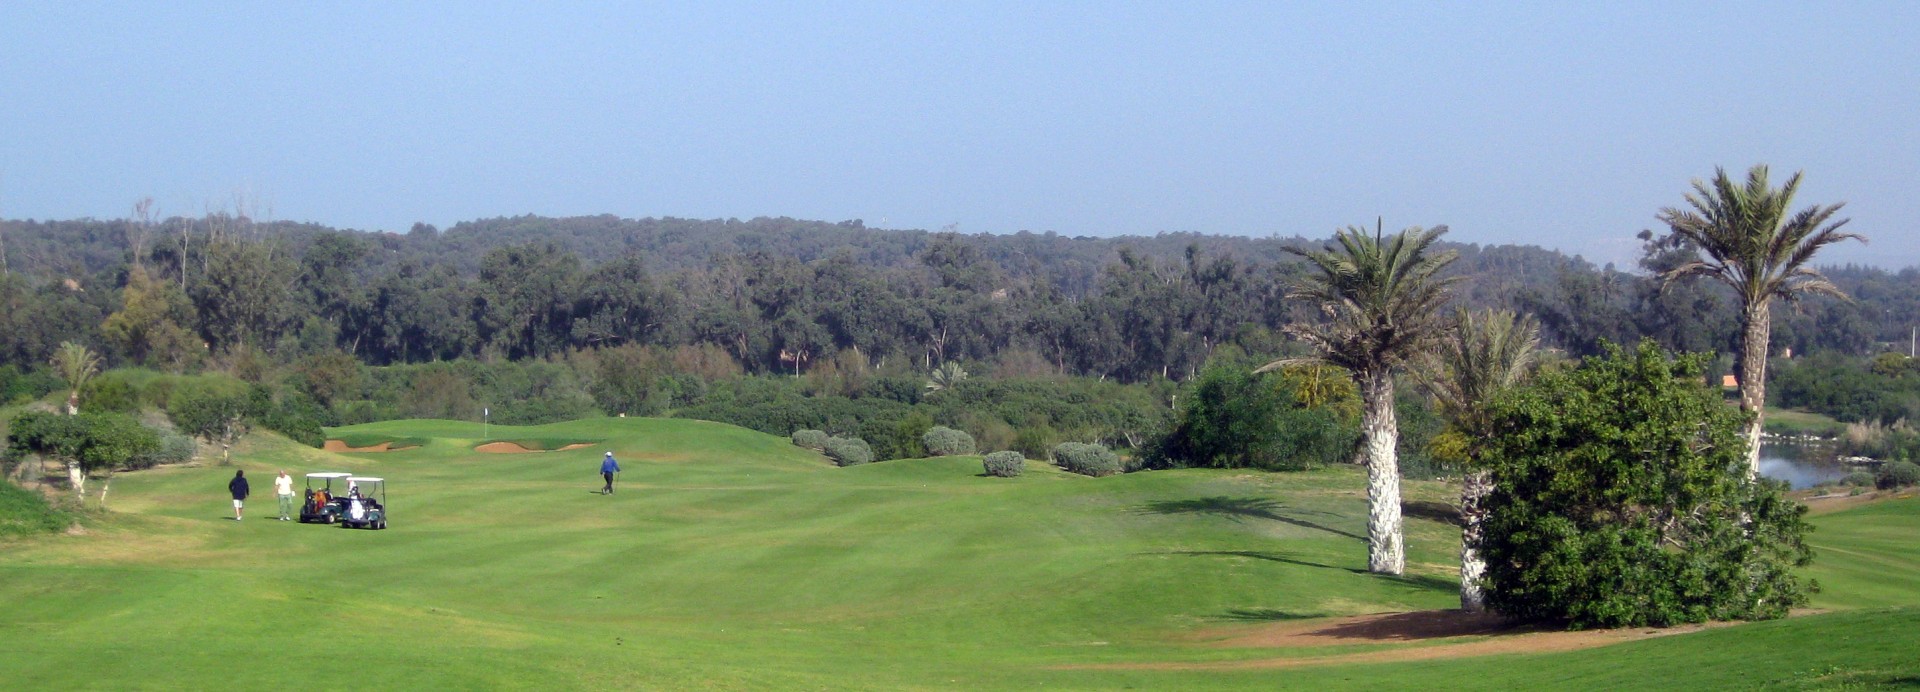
left=1067, top=610, right=1731, bottom=671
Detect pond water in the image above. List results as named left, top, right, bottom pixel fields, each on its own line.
left=1757, top=442, right=1856, bottom=490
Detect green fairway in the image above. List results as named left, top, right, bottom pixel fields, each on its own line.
left=2, top=417, right=1917, bottom=689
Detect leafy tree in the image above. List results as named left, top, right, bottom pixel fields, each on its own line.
left=6, top=410, right=158, bottom=507
left=1261, top=221, right=1458, bottom=575
left=189, top=239, right=299, bottom=354
left=1657, top=164, right=1863, bottom=476
left=1479, top=341, right=1814, bottom=628
left=478, top=242, right=582, bottom=360
left=69, top=413, right=159, bottom=508
left=6, top=411, right=83, bottom=499
left=1416, top=308, right=1541, bottom=611
left=297, top=231, right=370, bottom=347
left=166, top=385, right=251, bottom=465
left=102, top=264, right=202, bottom=370
left=50, top=341, right=101, bottom=417
left=572, top=254, right=675, bottom=348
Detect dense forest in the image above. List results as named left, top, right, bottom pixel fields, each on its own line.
left=3, top=212, right=1912, bottom=376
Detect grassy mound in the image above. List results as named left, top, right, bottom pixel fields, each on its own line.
left=0, top=481, right=71, bottom=538
left=0, top=415, right=1915, bottom=688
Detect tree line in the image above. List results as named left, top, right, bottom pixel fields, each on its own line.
left=0, top=205, right=1908, bottom=383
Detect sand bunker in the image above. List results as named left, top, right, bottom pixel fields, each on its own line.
left=324, top=440, right=417, bottom=453
left=1065, top=610, right=1730, bottom=671
left=475, top=442, right=596, bottom=454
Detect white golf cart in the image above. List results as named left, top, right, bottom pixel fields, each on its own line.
left=299, top=472, right=352, bottom=524
left=339, top=476, right=388, bottom=530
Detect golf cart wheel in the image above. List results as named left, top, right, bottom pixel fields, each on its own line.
left=377, top=520, right=387, bottom=530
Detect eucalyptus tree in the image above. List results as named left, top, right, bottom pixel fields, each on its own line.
left=1261, top=221, right=1459, bottom=575
left=1418, top=308, right=1540, bottom=611
left=1657, top=165, right=1863, bottom=476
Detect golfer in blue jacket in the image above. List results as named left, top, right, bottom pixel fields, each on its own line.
left=600, top=452, right=621, bottom=495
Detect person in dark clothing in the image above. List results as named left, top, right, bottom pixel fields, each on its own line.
left=600, top=452, right=621, bottom=495
left=228, top=469, right=251, bottom=521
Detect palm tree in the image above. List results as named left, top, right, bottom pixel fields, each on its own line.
left=925, top=361, right=968, bottom=393
left=1261, top=221, right=1459, bottom=575
left=50, top=341, right=102, bottom=499
left=1658, top=165, right=1863, bottom=477
left=51, top=341, right=101, bottom=416
left=1417, top=308, right=1540, bottom=612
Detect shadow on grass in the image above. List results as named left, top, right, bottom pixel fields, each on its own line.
left=1305, top=610, right=1528, bottom=641
left=1166, top=550, right=1457, bottom=596
left=1220, top=608, right=1328, bottom=622
left=1138, top=496, right=1365, bottom=541
left=1167, top=549, right=1365, bottom=574
left=1403, top=499, right=1463, bottom=527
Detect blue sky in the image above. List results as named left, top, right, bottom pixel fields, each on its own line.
left=2, top=1, right=1915, bottom=268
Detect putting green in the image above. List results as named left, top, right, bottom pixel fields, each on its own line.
left=1, top=417, right=1916, bottom=689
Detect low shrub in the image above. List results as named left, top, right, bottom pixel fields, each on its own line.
left=922, top=426, right=976, bottom=456
left=128, top=434, right=197, bottom=470
left=791, top=429, right=829, bottom=450
left=1052, top=442, right=1121, bottom=477
left=1842, top=470, right=1877, bottom=487
left=824, top=436, right=874, bottom=467
left=1877, top=461, right=1920, bottom=489
left=982, top=451, right=1024, bottom=477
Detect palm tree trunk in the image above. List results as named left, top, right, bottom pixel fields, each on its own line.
left=67, top=462, right=85, bottom=501
left=1361, top=369, right=1406, bottom=575
left=1459, top=469, right=1491, bottom=611
left=1738, top=302, right=1771, bottom=478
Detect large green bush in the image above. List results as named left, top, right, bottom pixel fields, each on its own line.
left=1052, top=442, right=1120, bottom=477
left=922, top=426, right=976, bottom=456
left=79, top=373, right=141, bottom=413
left=1145, top=365, right=1359, bottom=472
left=824, top=436, right=873, bottom=466
left=1480, top=341, right=1814, bottom=629
left=982, top=451, right=1024, bottom=477
left=6, top=410, right=161, bottom=478
left=1877, top=461, right=1920, bottom=489
left=128, top=434, right=197, bottom=470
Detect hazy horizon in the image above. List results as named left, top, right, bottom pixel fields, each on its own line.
left=3, top=2, right=1914, bottom=269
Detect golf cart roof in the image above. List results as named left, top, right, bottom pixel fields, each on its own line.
left=306, top=472, right=351, bottom=479
left=347, top=477, right=384, bottom=483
